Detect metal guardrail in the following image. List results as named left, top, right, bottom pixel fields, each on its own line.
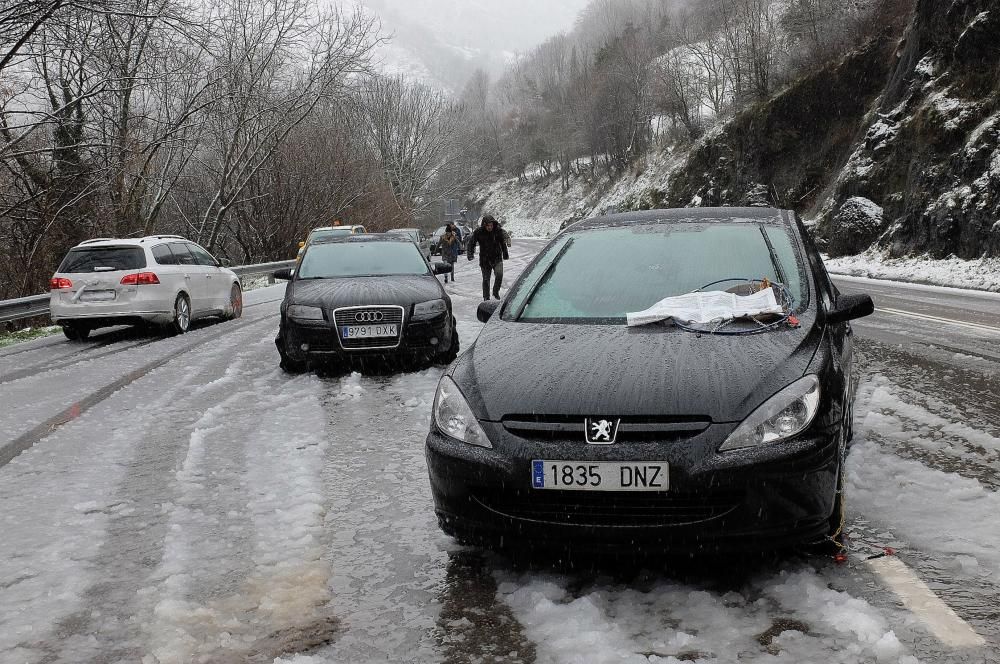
left=0, top=294, right=51, bottom=324
left=0, top=260, right=296, bottom=325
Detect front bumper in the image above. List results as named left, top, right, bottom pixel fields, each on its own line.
left=278, top=314, right=454, bottom=363
left=425, top=422, right=840, bottom=553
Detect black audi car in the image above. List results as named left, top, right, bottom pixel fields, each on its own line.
left=426, top=208, right=874, bottom=552
left=274, top=234, right=457, bottom=372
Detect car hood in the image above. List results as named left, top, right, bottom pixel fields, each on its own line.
left=287, top=274, right=443, bottom=309
left=461, top=316, right=823, bottom=423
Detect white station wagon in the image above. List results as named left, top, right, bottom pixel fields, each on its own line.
left=49, top=236, right=243, bottom=340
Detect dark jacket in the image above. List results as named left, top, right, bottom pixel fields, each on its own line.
left=440, top=232, right=460, bottom=263
left=468, top=224, right=509, bottom=267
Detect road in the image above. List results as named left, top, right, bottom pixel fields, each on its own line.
left=0, top=240, right=998, bottom=664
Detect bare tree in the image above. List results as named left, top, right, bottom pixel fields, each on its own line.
left=355, top=75, right=466, bottom=220
left=194, top=0, right=380, bottom=251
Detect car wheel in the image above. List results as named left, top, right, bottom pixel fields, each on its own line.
left=844, top=397, right=855, bottom=445
left=276, top=336, right=307, bottom=374
left=280, top=355, right=308, bottom=374
left=821, top=440, right=848, bottom=554
left=169, top=294, right=191, bottom=335
left=62, top=324, right=90, bottom=341
left=227, top=283, right=243, bottom=320
left=437, top=322, right=460, bottom=364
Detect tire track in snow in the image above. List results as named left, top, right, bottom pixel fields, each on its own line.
left=0, top=313, right=279, bottom=468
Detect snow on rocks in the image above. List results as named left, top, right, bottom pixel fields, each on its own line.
left=827, top=197, right=885, bottom=257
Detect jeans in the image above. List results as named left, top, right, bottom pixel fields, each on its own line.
left=481, top=260, right=503, bottom=300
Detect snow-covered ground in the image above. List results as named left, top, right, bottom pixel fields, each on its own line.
left=1, top=240, right=998, bottom=663
left=824, top=251, right=1000, bottom=293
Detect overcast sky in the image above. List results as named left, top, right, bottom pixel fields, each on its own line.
left=366, top=0, right=592, bottom=52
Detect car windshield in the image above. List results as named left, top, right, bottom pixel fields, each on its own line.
left=297, top=241, right=429, bottom=278
left=503, top=223, right=806, bottom=323
left=389, top=229, right=419, bottom=242
left=309, top=228, right=353, bottom=242
left=58, top=246, right=146, bottom=273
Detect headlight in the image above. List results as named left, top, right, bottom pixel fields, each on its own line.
left=719, top=375, right=821, bottom=452
left=433, top=375, right=491, bottom=448
left=413, top=298, right=447, bottom=321
left=287, top=304, right=324, bottom=322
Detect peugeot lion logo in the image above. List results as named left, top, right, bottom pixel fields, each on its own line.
left=354, top=310, right=384, bottom=323
left=585, top=417, right=620, bottom=444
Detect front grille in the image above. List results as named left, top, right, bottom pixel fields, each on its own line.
left=333, top=306, right=404, bottom=349
left=474, top=489, right=741, bottom=527
left=502, top=415, right=711, bottom=442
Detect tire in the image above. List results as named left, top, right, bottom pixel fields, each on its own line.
left=280, top=356, right=308, bottom=374
left=437, top=322, right=460, bottom=364
left=168, top=293, right=191, bottom=335
left=62, top=324, right=90, bottom=341
left=276, top=335, right=307, bottom=374
left=227, top=283, right=243, bottom=320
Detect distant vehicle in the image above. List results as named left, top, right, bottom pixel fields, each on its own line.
left=49, top=236, right=242, bottom=340
left=426, top=207, right=874, bottom=553
left=273, top=234, right=458, bottom=373
left=296, top=225, right=366, bottom=262
left=385, top=227, right=432, bottom=261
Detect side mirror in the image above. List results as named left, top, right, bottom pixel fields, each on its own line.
left=219, top=258, right=232, bottom=268
left=826, top=293, right=874, bottom=324
left=477, top=300, right=500, bottom=323
left=433, top=262, right=452, bottom=275
left=298, top=241, right=305, bottom=249
left=273, top=267, right=294, bottom=281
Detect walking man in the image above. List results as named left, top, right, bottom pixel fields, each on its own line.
left=467, top=214, right=509, bottom=301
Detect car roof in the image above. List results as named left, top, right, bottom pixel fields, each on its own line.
left=309, top=225, right=363, bottom=233
left=311, top=233, right=412, bottom=246
left=387, top=227, right=419, bottom=233
left=570, top=207, right=795, bottom=231
left=71, top=236, right=189, bottom=248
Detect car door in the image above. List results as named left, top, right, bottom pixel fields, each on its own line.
left=187, top=242, right=228, bottom=313
left=167, top=242, right=208, bottom=314
left=150, top=243, right=186, bottom=308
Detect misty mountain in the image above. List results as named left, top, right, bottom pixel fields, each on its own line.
left=363, top=0, right=590, bottom=90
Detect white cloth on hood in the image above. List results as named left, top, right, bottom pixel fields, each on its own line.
left=626, top=287, right=784, bottom=327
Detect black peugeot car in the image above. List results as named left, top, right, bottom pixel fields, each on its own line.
left=274, top=234, right=457, bottom=373
left=426, top=208, right=874, bottom=552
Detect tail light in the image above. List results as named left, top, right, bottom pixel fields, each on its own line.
left=120, top=272, right=160, bottom=286
left=50, top=277, right=73, bottom=289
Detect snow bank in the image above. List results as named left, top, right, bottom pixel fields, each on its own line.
left=824, top=250, right=1000, bottom=292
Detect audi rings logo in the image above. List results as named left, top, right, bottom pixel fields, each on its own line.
left=354, top=310, right=385, bottom=323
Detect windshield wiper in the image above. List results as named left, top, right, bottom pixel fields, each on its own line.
left=758, top=225, right=788, bottom=290
left=513, top=238, right=575, bottom=321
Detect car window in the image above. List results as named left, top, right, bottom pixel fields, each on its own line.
left=504, top=223, right=808, bottom=323
left=298, top=241, right=430, bottom=278
left=187, top=243, right=218, bottom=267
left=151, top=244, right=176, bottom=265
left=310, top=229, right=353, bottom=242
left=58, top=246, right=146, bottom=273
left=169, top=242, right=198, bottom=266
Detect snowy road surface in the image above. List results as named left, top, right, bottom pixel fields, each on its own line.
left=1, top=239, right=999, bottom=664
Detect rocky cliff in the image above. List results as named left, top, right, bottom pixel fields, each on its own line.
left=660, top=0, right=1000, bottom=259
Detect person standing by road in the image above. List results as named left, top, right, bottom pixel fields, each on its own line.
left=467, top=214, right=509, bottom=301
left=440, top=224, right=460, bottom=283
